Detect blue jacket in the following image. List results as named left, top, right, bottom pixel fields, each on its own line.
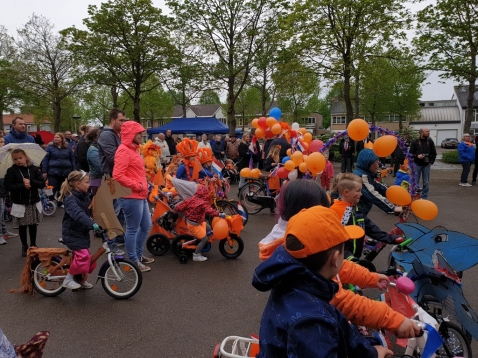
left=4, top=128, right=35, bottom=144
left=42, top=144, right=75, bottom=177
left=353, top=149, right=395, bottom=215
left=87, top=142, right=102, bottom=179
left=394, top=169, right=410, bottom=189
left=62, top=190, right=95, bottom=250
left=458, top=142, right=475, bottom=163
left=211, top=140, right=226, bottom=159
left=252, top=246, right=378, bottom=358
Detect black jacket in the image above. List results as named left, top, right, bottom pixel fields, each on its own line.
left=339, top=139, right=355, bottom=158
left=75, top=138, right=91, bottom=171
left=165, top=135, right=177, bottom=155
left=270, top=137, right=290, bottom=160
left=62, top=190, right=95, bottom=250
left=409, top=137, right=437, bottom=166
left=4, top=165, right=45, bottom=205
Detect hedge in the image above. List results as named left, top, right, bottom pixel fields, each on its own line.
left=442, top=150, right=460, bottom=164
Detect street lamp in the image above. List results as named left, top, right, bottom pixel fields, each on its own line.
left=72, top=115, right=81, bottom=135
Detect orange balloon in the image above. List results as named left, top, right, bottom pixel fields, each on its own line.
left=271, top=123, right=282, bottom=135
left=250, top=168, right=261, bottom=178
left=347, top=119, right=369, bottom=141
left=298, top=162, right=307, bottom=173
left=286, top=148, right=292, bottom=156
left=299, top=128, right=307, bottom=135
left=386, top=185, right=412, bottom=206
left=284, top=160, right=296, bottom=171
left=251, top=118, right=259, bottom=128
left=305, top=152, right=326, bottom=173
left=344, top=225, right=365, bottom=239
left=213, top=218, right=229, bottom=239
left=240, top=168, right=251, bottom=177
left=266, top=117, right=277, bottom=128
left=303, top=132, right=313, bottom=143
left=291, top=151, right=303, bottom=166
left=411, top=199, right=438, bottom=221
left=255, top=127, right=265, bottom=138
left=373, top=135, right=397, bottom=158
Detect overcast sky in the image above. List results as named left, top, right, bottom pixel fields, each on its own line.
left=1, top=0, right=457, bottom=101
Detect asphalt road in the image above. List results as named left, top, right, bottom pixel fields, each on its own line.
left=1, top=162, right=478, bottom=357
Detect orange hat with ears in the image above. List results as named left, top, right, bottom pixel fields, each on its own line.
left=400, top=159, right=409, bottom=171
left=197, top=147, right=213, bottom=164
left=176, top=138, right=199, bottom=158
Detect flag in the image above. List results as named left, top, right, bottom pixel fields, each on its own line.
left=237, top=200, right=248, bottom=223
left=421, top=323, right=444, bottom=358
left=211, top=158, right=224, bottom=177
left=297, top=140, right=306, bottom=152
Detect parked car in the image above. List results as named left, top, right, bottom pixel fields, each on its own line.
left=441, top=138, right=459, bottom=148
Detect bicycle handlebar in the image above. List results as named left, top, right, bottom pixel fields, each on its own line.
left=399, top=238, right=413, bottom=248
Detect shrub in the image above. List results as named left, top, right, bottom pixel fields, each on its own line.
left=442, top=150, right=460, bottom=164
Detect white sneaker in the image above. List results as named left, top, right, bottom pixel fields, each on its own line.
left=193, top=253, right=208, bottom=262
left=62, top=279, right=81, bottom=290
left=81, top=281, right=93, bottom=289
left=462, top=183, right=472, bottom=187
left=459, top=183, right=463, bottom=186
left=0, top=236, right=6, bottom=245
left=3, top=231, right=17, bottom=239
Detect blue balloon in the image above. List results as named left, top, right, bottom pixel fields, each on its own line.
left=270, top=107, right=282, bottom=120
left=282, top=156, right=290, bottom=164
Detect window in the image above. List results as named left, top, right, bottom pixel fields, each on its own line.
left=27, top=125, right=32, bottom=132
left=474, top=109, right=478, bottom=122
left=302, top=117, right=316, bottom=125
left=332, top=116, right=346, bottom=124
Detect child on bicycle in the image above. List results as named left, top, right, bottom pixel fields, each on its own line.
left=58, top=170, right=100, bottom=290
left=253, top=206, right=393, bottom=358
left=394, top=159, right=411, bottom=190
left=330, top=173, right=402, bottom=259
left=174, top=184, right=224, bottom=262
left=4, top=149, right=45, bottom=257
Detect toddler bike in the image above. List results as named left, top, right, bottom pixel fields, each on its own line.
left=40, top=187, right=57, bottom=216
left=30, top=230, right=142, bottom=299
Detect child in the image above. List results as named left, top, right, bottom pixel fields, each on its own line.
left=175, top=138, right=200, bottom=181
left=58, top=170, right=100, bottom=290
left=197, top=147, right=215, bottom=178
left=174, top=184, right=224, bottom=261
left=330, top=173, right=401, bottom=259
left=253, top=206, right=393, bottom=358
left=4, top=149, right=45, bottom=256
left=394, top=159, right=411, bottom=190
left=0, top=136, right=18, bottom=245
left=320, top=149, right=334, bottom=192
left=263, top=145, right=280, bottom=172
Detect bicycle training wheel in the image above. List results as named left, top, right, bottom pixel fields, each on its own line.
left=101, top=258, right=142, bottom=299
left=42, top=200, right=57, bottom=216
left=171, top=235, right=195, bottom=257
left=219, top=235, right=244, bottom=259
left=31, top=257, right=66, bottom=297
left=238, top=182, right=267, bottom=215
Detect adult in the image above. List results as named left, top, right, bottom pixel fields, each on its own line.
left=356, top=137, right=373, bottom=156
left=211, top=135, right=226, bottom=160
left=165, top=129, right=177, bottom=156
left=353, top=149, right=402, bottom=216
left=64, top=131, right=76, bottom=152
left=472, top=138, right=478, bottom=185
left=75, top=126, right=92, bottom=172
left=226, top=135, right=240, bottom=162
left=339, top=136, right=354, bottom=173
left=458, top=133, right=475, bottom=187
left=33, top=133, right=44, bottom=147
left=390, top=142, right=403, bottom=177
left=4, top=117, right=35, bottom=144
left=113, top=121, right=153, bottom=272
left=156, top=133, right=171, bottom=167
left=198, top=134, right=212, bottom=149
left=237, top=133, right=254, bottom=189
left=86, top=128, right=102, bottom=196
left=409, top=127, right=436, bottom=199
left=269, top=136, right=290, bottom=162
left=42, top=133, right=75, bottom=201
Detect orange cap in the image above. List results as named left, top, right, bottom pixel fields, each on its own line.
left=197, top=147, right=214, bottom=164
left=284, top=206, right=360, bottom=259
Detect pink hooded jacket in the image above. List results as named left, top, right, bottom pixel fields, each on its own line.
left=113, top=121, right=148, bottom=200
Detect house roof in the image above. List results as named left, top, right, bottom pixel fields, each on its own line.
left=2, top=114, right=37, bottom=125
left=331, top=101, right=346, bottom=115
left=416, top=106, right=460, bottom=122
left=453, top=86, right=478, bottom=108
left=172, top=104, right=222, bottom=118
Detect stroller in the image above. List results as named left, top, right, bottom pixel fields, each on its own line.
left=221, top=158, right=240, bottom=184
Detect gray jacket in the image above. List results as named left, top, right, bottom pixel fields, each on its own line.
left=98, top=127, right=120, bottom=176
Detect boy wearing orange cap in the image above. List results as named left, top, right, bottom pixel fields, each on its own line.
left=252, top=206, right=393, bottom=358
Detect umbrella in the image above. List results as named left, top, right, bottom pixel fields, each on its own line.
left=0, top=143, right=46, bottom=177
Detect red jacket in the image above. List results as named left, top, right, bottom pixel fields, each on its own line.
left=113, top=121, right=148, bottom=200
left=175, top=185, right=218, bottom=223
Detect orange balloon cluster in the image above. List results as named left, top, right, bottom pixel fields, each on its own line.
left=251, top=116, right=282, bottom=138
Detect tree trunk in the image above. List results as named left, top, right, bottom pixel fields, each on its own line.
left=343, top=61, right=354, bottom=126
left=0, top=112, right=4, bottom=132
left=354, top=74, right=360, bottom=118
left=399, top=114, right=404, bottom=133
left=133, top=87, right=141, bottom=123
left=53, top=100, right=62, bottom=133
left=111, top=86, right=119, bottom=109
left=464, top=79, right=476, bottom=134
left=261, top=68, right=267, bottom=116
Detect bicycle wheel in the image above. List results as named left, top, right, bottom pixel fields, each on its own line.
left=238, top=182, right=267, bottom=215
left=42, top=200, right=57, bottom=216
left=435, top=322, right=472, bottom=358
left=31, top=257, right=66, bottom=297
left=146, top=233, right=170, bottom=256
left=218, top=235, right=244, bottom=259
left=171, top=235, right=195, bottom=257
left=101, top=258, right=142, bottom=299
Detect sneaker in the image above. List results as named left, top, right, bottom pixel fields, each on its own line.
left=459, top=183, right=463, bottom=186
left=110, top=246, right=124, bottom=256
left=136, top=261, right=151, bottom=272
left=462, top=183, right=472, bottom=187
left=0, top=236, right=6, bottom=245
left=62, top=279, right=81, bottom=290
left=193, top=253, right=208, bottom=262
left=140, top=255, right=154, bottom=264
left=3, top=231, right=17, bottom=238
left=80, top=281, right=93, bottom=289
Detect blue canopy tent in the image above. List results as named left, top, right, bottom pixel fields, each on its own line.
left=147, top=117, right=241, bottom=138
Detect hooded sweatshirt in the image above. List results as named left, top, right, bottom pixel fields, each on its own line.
left=253, top=246, right=378, bottom=358
left=353, top=149, right=395, bottom=215
left=113, top=121, right=148, bottom=200
left=175, top=185, right=219, bottom=223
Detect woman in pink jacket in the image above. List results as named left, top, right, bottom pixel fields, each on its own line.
left=113, top=121, right=153, bottom=272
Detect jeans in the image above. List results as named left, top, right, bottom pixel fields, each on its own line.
left=414, top=164, right=430, bottom=199
left=112, top=199, right=125, bottom=245
left=118, top=198, right=151, bottom=263
left=461, top=161, right=472, bottom=183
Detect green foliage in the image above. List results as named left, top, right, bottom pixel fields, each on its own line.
left=199, top=90, right=220, bottom=105
left=442, top=150, right=460, bottom=164
left=236, top=87, right=262, bottom=128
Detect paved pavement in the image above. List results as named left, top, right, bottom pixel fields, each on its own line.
left=1, top=167, right=478, bottom=357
